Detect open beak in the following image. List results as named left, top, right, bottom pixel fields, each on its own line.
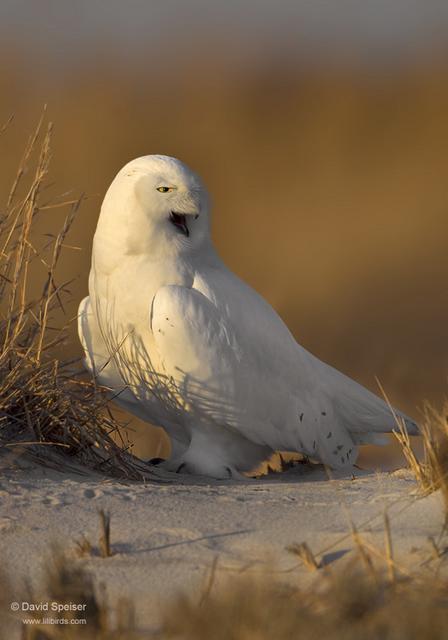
left=169, top=211, right=190, bottom=237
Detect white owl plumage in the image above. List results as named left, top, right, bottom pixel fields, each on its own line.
left=78, top=155, right=418, bottom=478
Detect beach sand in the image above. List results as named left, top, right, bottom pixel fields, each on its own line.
left=0, top=458, right=445, bottom=636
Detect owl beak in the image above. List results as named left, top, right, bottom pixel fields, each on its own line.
left=169, top=211, right=189, bottom=237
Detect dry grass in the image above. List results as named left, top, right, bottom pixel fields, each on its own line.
left=13, top=550, right=126, bottom=640
left=287, top=542, right=320, bottom=571
left=75, top=535, right=94, bottom=559
left=158, top=515, right=448, bottom=639
left=394, top=404, right=448, bottom=521
left=0, top=116, right=165, bottom=481
left=160, top=569, right=448, bottom=640
left=3, top=536, right=448, bottom=640
left=74, top=510, right=113, bottom=559
left=98, top=510, right=112, bottom=558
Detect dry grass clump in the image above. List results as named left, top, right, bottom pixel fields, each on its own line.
left=394, top=404, right=448, bottom=519
left=7, top=550, right=140, bottom=640
left=160, top=568, right=448, bottom=640
left=159, top=513, right=448, bottom=640
left=3, top=545, right=448, bottom=640
left=287, top=541, right=320, bottom=571
left=76, top=510, right=113, bottom=559
left=0, top=116, right=158, bottom=480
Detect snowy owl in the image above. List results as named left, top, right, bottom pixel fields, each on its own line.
left=78, top=155, right=418, bottom=479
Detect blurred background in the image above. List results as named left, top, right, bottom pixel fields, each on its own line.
left=0, top=0, right=447, bottom=465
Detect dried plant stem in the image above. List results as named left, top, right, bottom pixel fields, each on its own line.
left=99, top=509, right=112, bottom=558
left=383, top=511, right=396, bottom=583
left=199, top=555, right=220, bottom=605
left=287, top=542, right=320, bottom=572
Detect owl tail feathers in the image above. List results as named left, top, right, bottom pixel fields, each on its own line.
left=329, top=366, right=419, bottom=445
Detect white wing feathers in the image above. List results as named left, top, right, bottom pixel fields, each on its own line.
left=151, top=285, right=240, bottom=382
left=149, top=284, right=418, bottom=470
left=150, top=285, right=243, bottom=427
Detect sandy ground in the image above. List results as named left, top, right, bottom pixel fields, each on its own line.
left=0, top=458, right=446, bottom=636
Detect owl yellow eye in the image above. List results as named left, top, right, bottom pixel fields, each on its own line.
left=156, top=186, right=173, bottom=193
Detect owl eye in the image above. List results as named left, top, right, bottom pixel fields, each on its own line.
left=156, top=186, right=173, bottom=193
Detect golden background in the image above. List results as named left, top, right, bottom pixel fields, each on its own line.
left=1, top=3, right=447, bottom=464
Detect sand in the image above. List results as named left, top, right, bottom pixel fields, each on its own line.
left=0, top=458, right=445, bottom=636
